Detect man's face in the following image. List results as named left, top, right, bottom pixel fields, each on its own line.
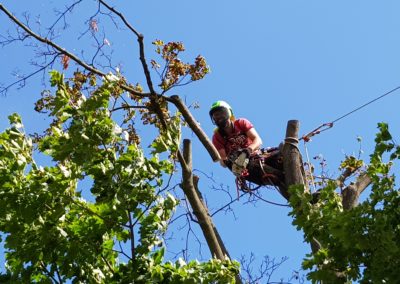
left=212, top=108, right=230, bottom=128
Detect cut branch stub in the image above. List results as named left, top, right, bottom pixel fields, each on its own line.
left=342, top=173, right=371, bottom=210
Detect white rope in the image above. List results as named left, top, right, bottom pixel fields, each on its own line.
left=303, top=141, right=317, bottom=192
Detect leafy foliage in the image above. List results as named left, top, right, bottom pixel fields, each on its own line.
left=151, top=40, right=210, bottom=91
left=289, top=123, right=400, bottom=283
left=0, top=71, right=238, bottom=283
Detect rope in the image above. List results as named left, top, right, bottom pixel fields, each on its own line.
left=303, top=141, right=317, bottom=192
left=285, top=136, right=301, bottom=149
left=234, top=157, right=289, bottom=207
left=238, top=176, right=289, bottom=207
left=300, top=85, right=400, bottom=142
left=252, top=192, right=290, bottom=207
left=300, top=123, right=333, bottom=142
left=331, top=85, right=400, bottom=124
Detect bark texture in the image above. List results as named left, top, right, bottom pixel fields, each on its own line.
left=282, top=120, right=320, bottom=253
left=179, top=139, right=242, bottom=283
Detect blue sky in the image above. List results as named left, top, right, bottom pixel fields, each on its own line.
left=1, top=0, right=400, bottom=281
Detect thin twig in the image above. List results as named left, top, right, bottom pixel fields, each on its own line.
left=46, top=0, right=83, bottom=38
left=0, top=55, right=58, bottom=95
left=0, top=3, right=147, bottom=98
left=127, top=210, right=135, bottom=263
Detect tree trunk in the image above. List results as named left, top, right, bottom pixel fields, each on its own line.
left=282, top=120, right=320, bottom=254
left=179, top=139, right=242, bottom=283
left=281, top=120, right=309, bottom=200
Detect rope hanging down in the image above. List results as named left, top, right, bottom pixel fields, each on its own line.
left=300, top=85, right=400, bottom=142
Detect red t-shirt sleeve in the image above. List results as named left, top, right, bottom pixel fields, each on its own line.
left=236, top=118, right=254, bottom=133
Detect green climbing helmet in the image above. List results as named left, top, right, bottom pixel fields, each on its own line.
left=209, top=100, right=234, bottom=123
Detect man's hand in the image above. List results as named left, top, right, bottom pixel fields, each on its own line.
left=242, top=147, right=252, bottom=157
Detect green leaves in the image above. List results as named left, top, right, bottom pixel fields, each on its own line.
left=151, top=114, right=181, bottom=155
left=289, top=122, right=400, bottom=283
left=0, top=70, right=239, bottom=283
left=49, top=70, right=64, bottom=87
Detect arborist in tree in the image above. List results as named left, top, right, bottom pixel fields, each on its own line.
left=209, top=100, right=283, bottom=191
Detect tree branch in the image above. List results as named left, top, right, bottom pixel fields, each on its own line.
left=97, top=0, right=169, bottom=131
left=127, top=210, right=136, bottom=263
left=0, top=3, right=148, bottom=98
left=39, top=261, right=61, bottom=284
left=1, top=2, right=220, bottom=162
left=0, top=55, right=58, bottom=95
left=110, top=104, right=148, bottom=113
left=98, top=0, right=140, bottom=37
left=0, top=4, right=104, bottom=77
left=342, top=173, right=371, bottom=210
left=46, top=0, right=83, bottom=38
left=336, top=168, right=353, bottom=188
left=178, top=140, right=224, bottom=259
left=168, top=95, right=220, bottom=162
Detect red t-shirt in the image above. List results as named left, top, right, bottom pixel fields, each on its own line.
left=212, top=118, right=254, bottom=157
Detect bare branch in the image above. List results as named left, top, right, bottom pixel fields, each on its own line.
left=98, top=0, right=140, bottom=37
left=0, top=27, right=30, bottom=46
left=46, top=0, right=83, bottom=38
left=0, top=3, right=153, bottom=101
left=0, top=55, right=58, bottom=95
left=101, top=255, right=115, bottom=274
left=211, top=193, right=244, bottom=217
left=179, top=140, right=227, bottom=259
left=0, top=4, right=104, bottom=77
left=240, top=254, right=290, bottom=284
left=115, top=242, right=132, bottom=261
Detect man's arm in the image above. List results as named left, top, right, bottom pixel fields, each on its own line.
left=246, top=128, right=262, bottom=153
left=217, top=148, right=228, bottom=167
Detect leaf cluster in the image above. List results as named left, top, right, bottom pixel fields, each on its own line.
left=151, top=40, right=210, bottom=91
left=289, top=123, right=400, bottom=283
left=0, top=71, right=238, bottom=283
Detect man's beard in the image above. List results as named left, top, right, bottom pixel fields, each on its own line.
left=216, top=119, right=229, bottom=129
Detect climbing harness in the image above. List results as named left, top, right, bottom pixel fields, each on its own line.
left=229, top=148, right=284, bottom=200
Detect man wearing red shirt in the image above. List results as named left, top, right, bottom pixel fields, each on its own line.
left=209, top=101, right=263, bottom=172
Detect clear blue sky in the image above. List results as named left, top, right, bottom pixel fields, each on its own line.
left=1, top=1, right=400, bottom=281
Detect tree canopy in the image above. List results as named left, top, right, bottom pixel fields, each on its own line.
left=289, top=123, right=400, bottom=283
left=0, top=70, right=239, bottom=283
left=1, top=1, right=400, bottom=283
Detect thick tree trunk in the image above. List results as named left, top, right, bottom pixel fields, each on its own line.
left=178, top=139, right=242, bottom=283
left=282, top=120, right=320, bottom=255
left=179, top=139, right=242, bottom=283
left=180, top=139, right=225, bottom=259
left=281, top=120, right=309, bottom=200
